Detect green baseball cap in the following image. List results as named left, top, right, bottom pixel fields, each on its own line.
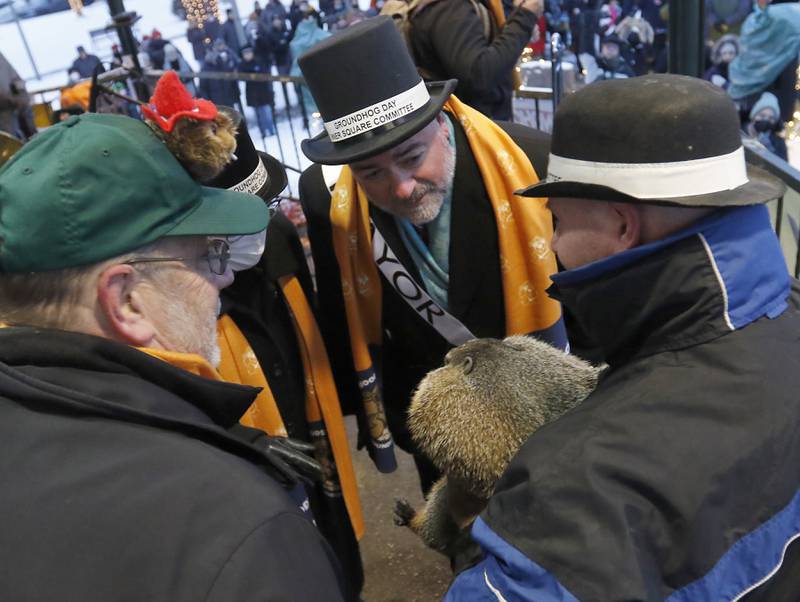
left=0, top=113, right=270, bottom=273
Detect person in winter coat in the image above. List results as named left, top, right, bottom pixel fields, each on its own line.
left=297, top=18, right=566, bottom=496
left=728, top=1, right=800, bottom=123
left=163, top=43, right=198, bottom=95
left=199, top=40, right=242, bottom=111
left=187, top=17, right=221, bottom=62
left=239, top=46, right=276, bottom=136
left=594, top=33, right=635, bottom=79
left=0, top=112, right=346, bottom=602
left=407, top=0, right=544, bottom=120
left=746, top=91, right=788, bottom=161
left=446, top=74, right=800, bottom=602
left=70, top=45, right=104, bottom=78
left=222, top=8, right=243, bottom=55
left=145, top=29, right=170, bottom=70
left=262, top=0, right=288, bottom=24
left=703, top=33, right=738, bottom=89
left=289, top=6, right=330, bottom=116
left=263, top=16, right=292, bottom=74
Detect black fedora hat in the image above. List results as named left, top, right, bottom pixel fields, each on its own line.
left=298, top=16, right=456, bottom=165
left=206, top=108, right=287, bottom=202
left=518, top=74, right=785, bottom=207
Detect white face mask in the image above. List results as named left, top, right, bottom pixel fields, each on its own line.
left=225, top=229, right=267, bottom=271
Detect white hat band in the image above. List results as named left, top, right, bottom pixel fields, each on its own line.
left=324, top=80, right=430, bottom=143
left=546, top=146, right=749, bottom=199
left=229, top=157, right=269, bottom=196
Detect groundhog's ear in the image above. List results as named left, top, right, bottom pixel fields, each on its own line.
left=461, top=356, right=474, bottom=375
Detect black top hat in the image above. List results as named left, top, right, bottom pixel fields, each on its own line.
left=519, top=74, right=785, bottom=207
left=206, top=109, right=287, bottom=202
left=298, top=16, right=456, bottom=165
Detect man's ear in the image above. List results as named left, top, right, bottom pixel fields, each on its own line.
left=96, top=264, right=157, bottom=348
left=610, top=202, right=642, bottom=251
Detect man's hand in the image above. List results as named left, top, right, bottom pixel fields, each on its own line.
left=516, top=0, right=544, bottom=18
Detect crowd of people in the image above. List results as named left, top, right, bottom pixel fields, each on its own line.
left=2, top=1, right=800, bottom=601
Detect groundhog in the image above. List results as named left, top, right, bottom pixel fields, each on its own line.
left=394, top=335, right=599, bottom=560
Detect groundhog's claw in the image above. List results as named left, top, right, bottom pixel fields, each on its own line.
left=394, top=498, right=416, bottom=526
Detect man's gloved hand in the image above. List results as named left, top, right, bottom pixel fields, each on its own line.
left=516, top=0, right=544, bottom=17
left=228, top=423, right=323, bottom=485
left=261, top=435, right=323, bottom=485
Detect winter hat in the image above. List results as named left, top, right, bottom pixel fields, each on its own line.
left=712, top=34, right=739, bottom=64
left=0, top=113, right=269, bottom=273
left=206, top=110, right=288, bottom=203
left=749, top=91, right=780, bottom=122
left=141, top=70, right=217, bottom=133
left=298, top=16, right=456, bottom=165
left=518, top=74, right=785, bottom=207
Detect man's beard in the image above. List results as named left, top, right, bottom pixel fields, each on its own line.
left=397, top=183, right=448, bottom=225
left=375, top=129, right=457, bottom=226
left=157, top=293, right=221, bottom=367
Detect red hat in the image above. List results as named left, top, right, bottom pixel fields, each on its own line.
left=141, top=71, right=218, bottom=133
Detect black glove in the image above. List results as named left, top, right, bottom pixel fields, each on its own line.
left=228, top=423, right=323, bottom=485
left=262, top=435, right=323, bottom=485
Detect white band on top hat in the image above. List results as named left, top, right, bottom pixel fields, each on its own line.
left=324, top=80, right=430, bottom=142
left=230, top=156, right=269, bottom=196
left=545, top=146, right=749, bottom=199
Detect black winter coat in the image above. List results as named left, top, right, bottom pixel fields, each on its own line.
left=408, top=0, right=538, bottom=120
left=448, top=204, right=800, bottom=600
left=221, top=213, right=364, bottom=600
left=0, top=327, right=345, bottom=601
left=239, top=58, right=275, bottom=107
left=199, top=54, right=241, bottom=107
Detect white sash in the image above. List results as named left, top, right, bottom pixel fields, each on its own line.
left=372, top=225, right=475, bottom=347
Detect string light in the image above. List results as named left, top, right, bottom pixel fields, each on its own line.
left=182, top=0, right=221, bottom=28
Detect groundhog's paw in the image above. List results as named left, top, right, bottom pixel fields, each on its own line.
left=393, top=498, right=416, bottom=526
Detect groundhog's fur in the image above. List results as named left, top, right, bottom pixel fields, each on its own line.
left=395, top=335, right=599, bottom=558
left=146, top=110, right=236, bottom=183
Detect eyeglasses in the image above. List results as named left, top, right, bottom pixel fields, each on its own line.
left=124, top=238, right=231, bottom=275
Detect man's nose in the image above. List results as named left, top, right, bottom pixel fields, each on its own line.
left=391, top=174, right=416, bottom=200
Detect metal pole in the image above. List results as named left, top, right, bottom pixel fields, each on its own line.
left=668, top=0, right=705, bottom=77
left=281, top=81, right=302, bottom=170
left=9, top=2, right=40, bottom=79
left=106, top=0, right=149, bottom=101
left=550, top=32, right=563, bottom=109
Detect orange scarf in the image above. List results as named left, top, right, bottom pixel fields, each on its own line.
left=279, top=275, right=364, bottom=540
left=216, top=300, right=364, bottom=540
left=329, top=96, right=561, bottom=470
left=217, top=315, right=288, bottom=438
left=137, top=347, right=223, bottom=381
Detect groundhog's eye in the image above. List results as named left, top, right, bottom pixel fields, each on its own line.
left=211, top=124, right=218, bottom=135
left=462, top=356, right=474, bottom=375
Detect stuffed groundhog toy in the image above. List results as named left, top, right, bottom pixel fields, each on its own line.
left=141, top=70, right=237, bottom=183
left=394, top=336, right=599, bottom=560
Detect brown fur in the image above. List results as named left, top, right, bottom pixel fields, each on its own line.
left=146, top=111, right=236, bottom=182
left=394, top=335, right=599, bottom=559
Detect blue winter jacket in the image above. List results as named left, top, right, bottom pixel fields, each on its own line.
left=446, top=204, right=800, bottom=601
